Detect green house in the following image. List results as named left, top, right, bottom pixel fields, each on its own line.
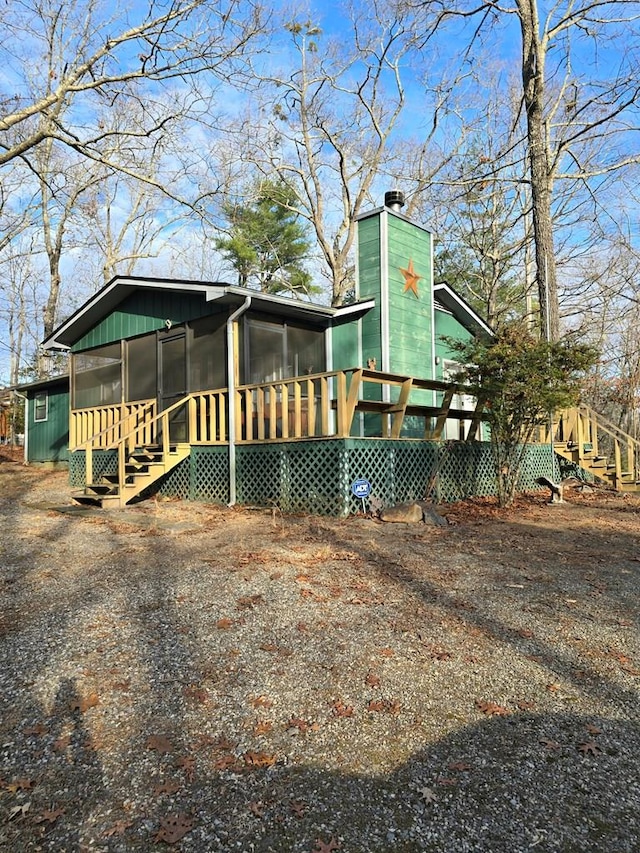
left=21, top=192, right=554, bottom=512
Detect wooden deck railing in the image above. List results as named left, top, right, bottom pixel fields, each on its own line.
left=234, top=367, right=485, bottom=442
left=70, top=400, right=158, bottom=450
left=72, top=390, right=228, bottom=487
left=69, top=367, right=487, bottom=487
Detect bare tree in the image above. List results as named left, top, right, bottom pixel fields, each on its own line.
left=416, top=0, right=640, bottom=340
left=0, top=0, right=264, bottom=176
left=224, top=1, right=466, bottom=305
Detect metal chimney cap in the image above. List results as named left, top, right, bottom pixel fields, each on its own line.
left=384, top=190, right=405, bottom=211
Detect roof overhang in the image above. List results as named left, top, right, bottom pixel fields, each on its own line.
left=434, top=283, right=494, bottom=338
left=42, top=276, right=376, bottom=351
left=12, top=374, right=70, bottom=394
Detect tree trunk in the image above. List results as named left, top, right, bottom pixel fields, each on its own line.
left=517, top=0, right=560, bottom=342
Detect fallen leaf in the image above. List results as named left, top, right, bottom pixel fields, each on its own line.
left=103, top=819, right=134, bottom=838
left=8, top=802, right=30, bottom=820
left=249, top=695, right=273, bottom=708
left=243, top=751, right=277, bottom=768
left=331, top=700, right=354, bottom=718
left=420, top=786, right=437, bottom=804
left=213, top=754, right=239, bottom=771
left=312, top=836, right=341, bottom=852
left=236, top=594, right=264, bottom=610
left=34, top=807, right=65, bottom=824
left=290, top=799, right=306, bottom=818
left=182, top=685, right=208, bottom=704
left=475, top=699, right=510, bottom=716
left=6, top=778, right=35, bottom=792
left=23, top=723, right=48, bottom=736
left=253, top=720, right=273, bottom=735
left=70, top=693, right=99, bottom=713
left=216, top=618, right=234, bottom=629
left=367, top=698, right=401, bottom=714
left=176, top=756, right=196, bottom=782
left=153, top=780, right=181, bottom=796
left=585, top=723, right=602, bottom=735
left=248, top=800, right=265, bottom=817
left=287, top=716, right=319, bottom=733
left=577, top=741, right=601, bottom=755
left=154, top=813, right=193, bottom=844
left=145, top=734, right=174, bottom=754
left=212, top=735, right=236, bottom=751
left=365, top=671, right=381, bottom=688
left=516, top=699, right=536, bottom=711
left=448, top=761, right=472, bottom=772
left=190, top=734, right=217, bottom=750
left=539, top=738, right=561, bottom=750
left=53, top=735, right=71, bottom=752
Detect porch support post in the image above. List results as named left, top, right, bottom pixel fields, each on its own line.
left=226, top=296, right=252, bottom=506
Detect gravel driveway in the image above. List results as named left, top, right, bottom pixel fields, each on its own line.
left=1, top=459, right=639, bottom=852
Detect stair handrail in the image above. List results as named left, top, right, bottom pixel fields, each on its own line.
left=555, top=404, right=640, bottom=487
left=578, top=405, right=640, bottom=449
left=79, top=390, right=227, bottom=489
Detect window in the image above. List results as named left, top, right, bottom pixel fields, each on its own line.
left=73, top=342, right=122, bottom=409
left=245, top=319, right=325, bottom=384
left=34, top=391, right=48, bottom=422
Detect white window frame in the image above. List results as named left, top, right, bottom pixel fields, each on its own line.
left=34, top=391, right=48, bottom=422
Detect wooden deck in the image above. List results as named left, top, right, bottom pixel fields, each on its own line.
left=70, top=367, right=483, bottom=452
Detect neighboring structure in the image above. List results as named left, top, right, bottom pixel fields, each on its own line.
left=16, top=375, right=69, bottom=465
left=20, top=192, right=560, bottom=512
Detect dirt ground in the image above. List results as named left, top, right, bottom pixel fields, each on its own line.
left=1, top=451, right=640, bottom=852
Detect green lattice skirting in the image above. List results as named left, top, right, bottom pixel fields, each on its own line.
left=69, top=439, right=558, bottom=516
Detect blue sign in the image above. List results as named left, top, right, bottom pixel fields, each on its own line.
left=351, top=478, right=371, bottom=499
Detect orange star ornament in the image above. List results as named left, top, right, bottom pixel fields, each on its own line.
left=400, top=258, right=421, bottom=297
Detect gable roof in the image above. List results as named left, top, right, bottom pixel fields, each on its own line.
left=42, top=276, right=375, bottom=351
left=434, top=282, right=494, bottom=338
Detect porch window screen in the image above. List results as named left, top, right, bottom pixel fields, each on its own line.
left=72, top=343, right=122, bottom=409
left=34, top=391, right=48, bottom=422
left=126, top=334, right=157, bottom=402
left=190, top=314, right=226, bottom=391
left=246, top=320, right=325, bottom=384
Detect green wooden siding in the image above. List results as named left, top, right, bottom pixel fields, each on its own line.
left=27, top=383, right=69, bottom=463
left=358, top=216, right=383, bottom=373
left=356, top=210, right=434, bottom=383
left=386, top=215, right=433, bottom=380
left=72, top=291, right=213, bottom=352
left=434, top=309, right=473, bottom=379
left=331, top=321, right=359, bottom=372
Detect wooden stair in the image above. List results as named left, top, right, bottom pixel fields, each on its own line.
left=73, top=443, right=191, bottom=509
left=549, top=407, right=640, bottom=492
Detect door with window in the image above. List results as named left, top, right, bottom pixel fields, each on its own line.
left=158, top=331, right=187, bottom=442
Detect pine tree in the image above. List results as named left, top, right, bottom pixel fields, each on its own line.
left=215, top=181, right=318, bottom=299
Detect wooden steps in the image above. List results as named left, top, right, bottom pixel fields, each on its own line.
left=73, top=443, right=191, bottom=509
left=551, top=411, right=640, bottom=492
